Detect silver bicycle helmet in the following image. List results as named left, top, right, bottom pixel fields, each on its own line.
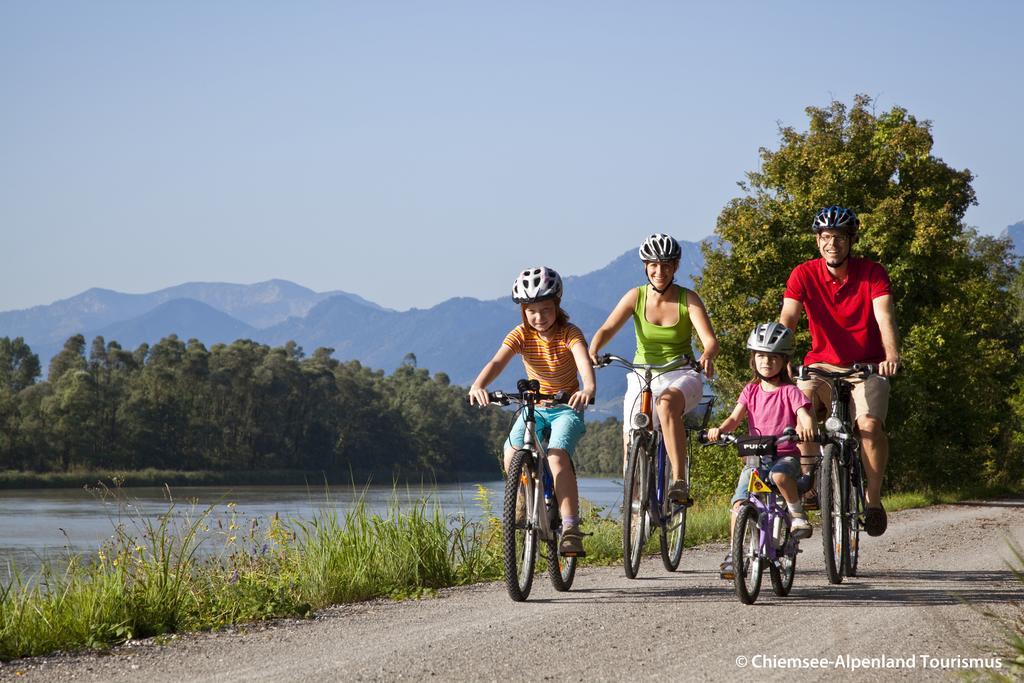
left=511, top=267, right=563, bottom=304
left=812, top=206, right=859, bottom=235
left=746, top=322, right=796, bottom=357
left=638, top=233, right=681, bottom=262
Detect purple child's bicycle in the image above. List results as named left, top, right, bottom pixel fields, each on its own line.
left=702, top=428, right=822, bottom=604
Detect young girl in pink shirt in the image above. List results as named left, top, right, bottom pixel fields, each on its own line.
left=707, top=322, right=815, bottom=579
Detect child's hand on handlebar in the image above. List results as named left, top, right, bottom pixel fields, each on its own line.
left=706, top=426, right=722, bottom=443
left=796, top=423, right=816, bottom=444
left=467, top=386, right=490, bottom=407
left=568, top=388, right=595, bottom=412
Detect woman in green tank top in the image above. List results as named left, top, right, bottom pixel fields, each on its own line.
left=589, top=234, right=719, bottom=503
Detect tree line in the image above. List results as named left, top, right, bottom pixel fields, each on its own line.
left=0, top=336, right=511, bottom=480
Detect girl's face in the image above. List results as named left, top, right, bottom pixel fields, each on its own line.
left=645, top=260, right=678, bottom=290
left=524, top=300, right=557, bottom=333
left=754, top=352, right=785, bottom=378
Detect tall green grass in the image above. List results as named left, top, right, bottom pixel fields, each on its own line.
left=0, top=483, right=999, bottom=662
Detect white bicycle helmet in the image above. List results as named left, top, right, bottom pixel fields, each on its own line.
left=512, top=267, right=563, bottom=304
left=746, top=322, right=796, bottom=357
left=638, top=233, right=682, bottom=262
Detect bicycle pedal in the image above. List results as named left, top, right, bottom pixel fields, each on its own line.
left=559, top=551, right=585, bottom=558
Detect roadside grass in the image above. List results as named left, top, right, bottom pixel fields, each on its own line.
left=1, top=482, right=1014, bottom=662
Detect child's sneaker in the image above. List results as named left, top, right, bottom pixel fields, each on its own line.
left=791, top=513, right=812, bottom=539
left=559, top=524, right=586, bottom=557
left=719, top=553, right=734, bottom=580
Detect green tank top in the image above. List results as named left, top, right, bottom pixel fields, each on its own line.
left=632, top=285, right=694, bottom=364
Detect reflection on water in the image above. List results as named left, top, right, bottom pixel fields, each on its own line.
left=0, top=478, right=622, bottom=576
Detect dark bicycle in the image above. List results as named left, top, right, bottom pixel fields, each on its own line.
left=595, top=353, right=713, bottom=578
left=797, top=363, right=878, bottom=584
left=481, top=379, right=580, bottom=601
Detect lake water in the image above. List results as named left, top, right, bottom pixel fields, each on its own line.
left=0, top=478, right=623, bottom=576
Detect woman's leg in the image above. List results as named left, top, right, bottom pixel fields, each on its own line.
left=655, top=387, right=688, bottom=481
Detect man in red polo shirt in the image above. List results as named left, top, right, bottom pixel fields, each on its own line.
left=780, top=206, right=900, bottom=536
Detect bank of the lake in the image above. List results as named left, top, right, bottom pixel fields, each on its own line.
left=0, top=468, right=508, bottom=490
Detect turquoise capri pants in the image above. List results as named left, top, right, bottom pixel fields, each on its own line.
left=504, top=405, right=587, bottom=455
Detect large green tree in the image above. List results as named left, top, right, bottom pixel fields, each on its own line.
left=697, top=95, right=1023, bottom=490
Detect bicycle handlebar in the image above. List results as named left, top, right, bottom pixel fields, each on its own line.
left=795, top=363, right=878, bottom=381
left=698, top=428, right=828, bottom=449
left=594, top=353, right=696, bottom=373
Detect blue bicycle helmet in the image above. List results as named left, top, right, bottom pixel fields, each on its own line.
left=812, top=206, right=859, bottom=235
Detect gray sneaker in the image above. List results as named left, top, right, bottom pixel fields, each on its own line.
left=558, top=524, right=586, bottom=557
left=668, top=480, right=691, bottom=506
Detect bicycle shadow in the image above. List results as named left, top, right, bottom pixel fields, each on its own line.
left=531, top=568, right=1022, bottom=607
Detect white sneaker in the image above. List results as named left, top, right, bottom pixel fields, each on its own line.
left=791, top=514, right=812, bottom=539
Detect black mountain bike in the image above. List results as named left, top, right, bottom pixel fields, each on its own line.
left=797, top=364, right=878, bottom=584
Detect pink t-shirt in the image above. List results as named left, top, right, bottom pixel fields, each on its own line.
left=738, top=382, right=811, bottom=455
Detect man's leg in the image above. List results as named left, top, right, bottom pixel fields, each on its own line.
left=856, top=415, right=888, bottom=508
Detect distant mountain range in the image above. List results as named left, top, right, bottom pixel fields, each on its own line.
left=0, top=242, right=706, bottom=417
left=3, top=222, right=1018, bottom=419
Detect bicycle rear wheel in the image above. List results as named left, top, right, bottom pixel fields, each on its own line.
left=845, top=458, right=864, bottom=577
left=819, top=444, right=845, bottom=584
left=622, top=432, right=649, bottom=579
left=503, top=450, right=538, bottom=601
left=659, top=452, right=686, bottom=572
left=769, top=515, right=797, bottom=597
left=732, top=503, right=763, bottom=604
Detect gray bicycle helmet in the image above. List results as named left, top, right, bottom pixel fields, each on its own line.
left=812, top=206, right=859, bottom=235
left=511, top=266, right=563, bottom=304
left=746, top=322, right=796, bottom=357
left=638, top=233, right=681, bottom=262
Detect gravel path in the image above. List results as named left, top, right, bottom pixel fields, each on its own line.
left=3, top=500, right=1022, bottom=682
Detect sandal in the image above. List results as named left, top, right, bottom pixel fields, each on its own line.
left=719, top=553, right=735, bottom=580
left=864, top=505, right=887, bottom=537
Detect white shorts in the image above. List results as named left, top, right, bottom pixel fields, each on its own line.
left=622, top=367, right=703, bottom=431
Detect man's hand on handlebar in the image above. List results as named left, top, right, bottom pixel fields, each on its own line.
left=878, top=357, right=900, bottom=378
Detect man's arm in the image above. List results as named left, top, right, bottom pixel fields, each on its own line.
left=780, top=297, right=803, bottom=331
left=872, top=294, right=900, bottom=377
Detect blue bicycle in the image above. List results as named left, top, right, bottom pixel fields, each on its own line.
left=596, top=354, right=713, bottom=578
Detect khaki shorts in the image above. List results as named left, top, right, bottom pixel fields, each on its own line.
left=797, top=362, right=890, bottom=425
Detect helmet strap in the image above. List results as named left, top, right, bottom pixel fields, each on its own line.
left=755, top=369, right=781, bottom=383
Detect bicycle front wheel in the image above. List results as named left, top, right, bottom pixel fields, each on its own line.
left=819, top=444, right=845, bottom=584
left=845, top=458, right=864, bottom=577
left=659, top=453, right=686, bottom=572
left=622, top=432, right=649, bottom=579
left=732, top=503, right=763, bottom=604
left=503, top=450, right=538, bottom=601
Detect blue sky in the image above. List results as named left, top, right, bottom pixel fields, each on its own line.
left=2, top=1, right=1022, bottom=312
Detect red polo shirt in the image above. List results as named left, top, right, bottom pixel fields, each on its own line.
left=784, top=257, right=891, bottom=366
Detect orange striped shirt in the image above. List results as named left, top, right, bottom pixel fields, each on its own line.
left=502, top=323, right=586, bottom=395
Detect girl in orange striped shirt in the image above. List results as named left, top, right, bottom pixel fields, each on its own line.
left=468, top=267, right=596, bottom=556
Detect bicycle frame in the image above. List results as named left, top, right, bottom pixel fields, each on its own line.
left=518, top=398, right=558, bottom=541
